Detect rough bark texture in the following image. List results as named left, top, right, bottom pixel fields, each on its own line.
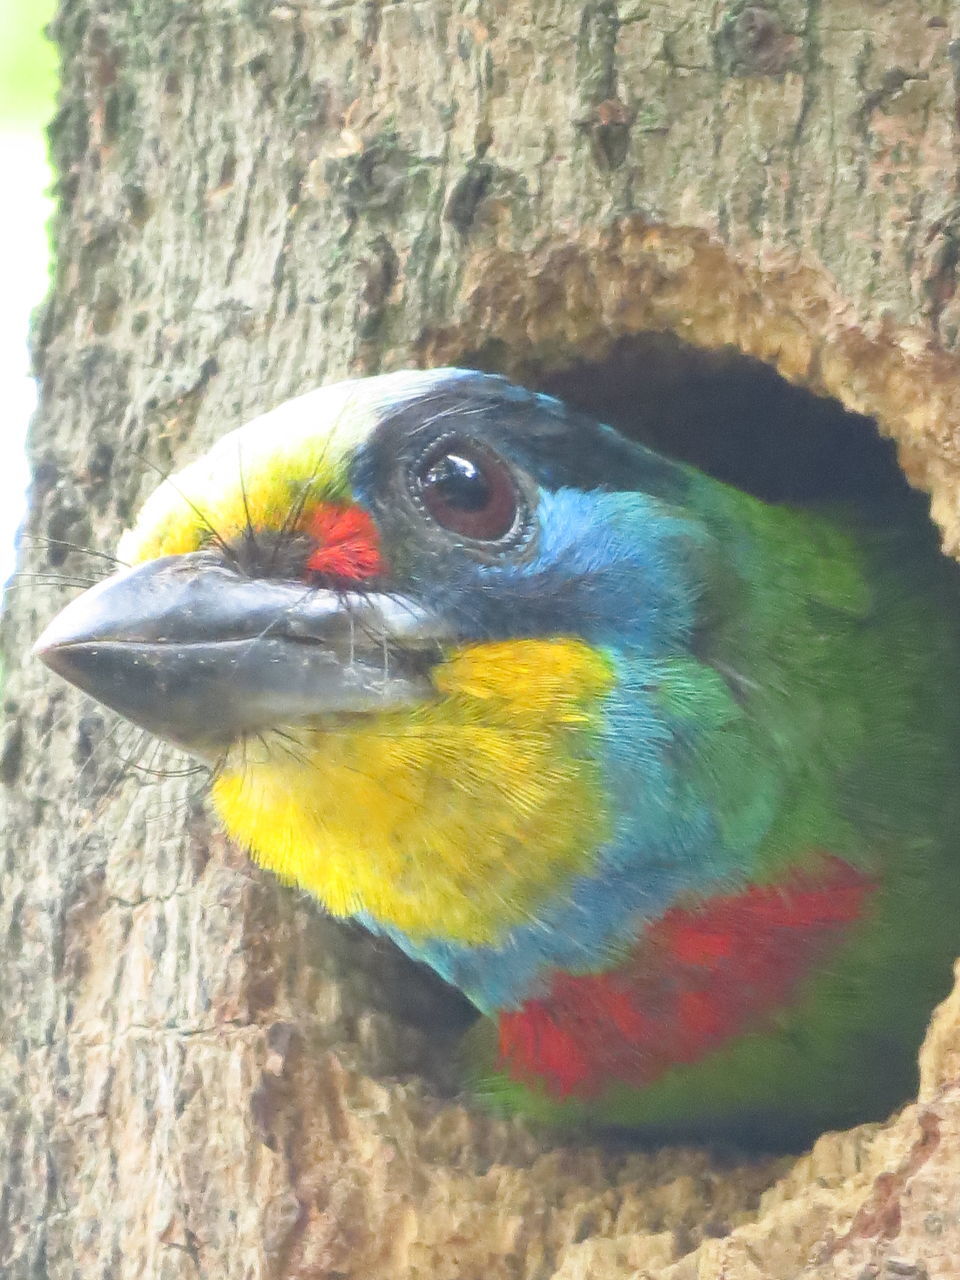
left=4, top=1, right=960, bottom=1277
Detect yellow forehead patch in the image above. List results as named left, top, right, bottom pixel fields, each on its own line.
left=118, top=369, right=465, bottom=563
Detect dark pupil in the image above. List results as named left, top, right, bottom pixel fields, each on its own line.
left=415, top=442, right=519, bottom=541
left=423, top=452, right=491, bottom=511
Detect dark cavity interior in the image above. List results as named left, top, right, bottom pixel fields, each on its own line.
left=382, top=333, right=944, bottom=1051
left=466, top=331, right=924, bottom=515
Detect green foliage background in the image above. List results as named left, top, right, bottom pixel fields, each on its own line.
left=0, top=0, right=57, bottom=125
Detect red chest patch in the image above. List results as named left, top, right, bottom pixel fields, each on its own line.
left=497, top=858, right=875, bottom=1099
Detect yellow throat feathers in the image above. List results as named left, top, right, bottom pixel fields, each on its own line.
left=211, top=639, right=614, bottom=944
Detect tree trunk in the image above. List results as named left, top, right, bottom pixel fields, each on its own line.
left=4, top=2, right=960, bottom=1277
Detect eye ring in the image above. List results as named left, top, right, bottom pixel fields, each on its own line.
left=409, top=435, right=530, bottom=547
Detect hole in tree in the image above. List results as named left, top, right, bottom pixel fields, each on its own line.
left=455, top=331, right=934, bottom=527
left=535, top=333, right=916, bottom=511
left=374, top=330, right=953, bottom=1082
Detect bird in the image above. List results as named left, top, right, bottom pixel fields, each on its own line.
left=35, top=366, right=960, bottom=1147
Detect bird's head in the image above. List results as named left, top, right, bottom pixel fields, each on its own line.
left=36, top=369, right=711, bottom=945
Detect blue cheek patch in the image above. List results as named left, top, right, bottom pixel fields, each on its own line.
left=418, top=488, right=708, bottom=656
left=353, top=485, right=748, bottom=1011
left=367, top=654, right=755, bottom=1013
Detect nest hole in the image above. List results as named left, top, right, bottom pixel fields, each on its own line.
left=371, top=322, right=957, bottom=1090
left=457, top=331, right=923, bottom=517
left=536, top=333, right=916, bottom=510
left=376, top=330, right=946, bottom=1061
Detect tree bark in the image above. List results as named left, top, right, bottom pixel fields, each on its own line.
left=4, top=2, right=960, bottom=1277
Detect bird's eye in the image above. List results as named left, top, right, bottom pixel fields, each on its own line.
left=412, top=439, right=522, bottom=542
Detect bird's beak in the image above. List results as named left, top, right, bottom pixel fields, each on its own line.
left=34, top=551, right=450, bottom=756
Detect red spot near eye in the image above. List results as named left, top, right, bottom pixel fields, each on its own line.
left=305, top=503, right=383, bottom=581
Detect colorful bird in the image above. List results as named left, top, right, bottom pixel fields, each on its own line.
left=36, top=368, right=960, bottom=1146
